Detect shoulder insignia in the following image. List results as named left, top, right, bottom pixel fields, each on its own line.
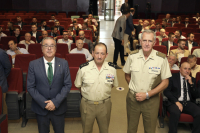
left=79, top=62, right=89, bottom=69
left=108, top=62, right=116, bottom=68
left=130, top=49, right=139, bottom=55
left=156, top=52, right=166, bottom=59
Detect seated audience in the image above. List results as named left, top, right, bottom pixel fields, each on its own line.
left=13, top=27, right=21, bottom=43
left=169, top=17, right=177, bottom=27
left=185, top=33, right=198, bottom=53
left=79, top=31, right=93, bottom=54
left=19, top=33, right=35, bottom=50
left=193, top=13, right=200, bottom=21
left=176, top=16, right=182, bottom=24
left=193, top=48, right=200, bottom=58
left=57, top=31, right=73, bottom=52
left=6, top=22, right=14, bottom=36
left=54, top=21, right=64, bottom=35
left=49, top=15, right=57, bottom=22
left=38, top=30, right=48, bottom=43
left=135, top=20, right=149, bottom=40
left=14, top=16, right=26, bottom=29
left=68, top=21, right=80, bottom=36
left=165, top=13, right=171, bottom=23
left=139, top=27, right=149, bottom=40
left=48, top=26, right=59, bottom=40
left=84, top=14, right=98, bottom=27
left=138, top=19, right=143, bottom=26
left=29, top=24, right=41, bottom=43
left=30, top=17, right=40, bottom=26
left=87, top=19, right=97, bottom=32
left=82, top=22, right=94, bottom=38
left=162, top=19, right=170, bottom=29
left=0, top=26, right=7, bottom=40
left=38, top=21, right=50, bottom=31
left=188, top=55, right=200, bottom=78
left=182, top=17, right=190, bottom=28
left=67, top=29, right=76, bottom=42
left=168, top=54, right=179, bottom=70
left=7, top=40, right=29, bottom=64
left=152, top=23, right=161, bottom=32
left=156, top=28, right=168, bottom=45
left=170, top=39, right=190, bottom=63
left=163, top=62, right=200, bottom=133
left=70, top=18, right=82, bottom=29
left=149, top=19, right=155, bottom=28
left=162, top=32, right=177, bottom=55
left=175, top=30, right=186, bottom=40
left=70, top=39, right=93, bottom=61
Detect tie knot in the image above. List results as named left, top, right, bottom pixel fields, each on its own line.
left=47, top=62, right=52, bottom=66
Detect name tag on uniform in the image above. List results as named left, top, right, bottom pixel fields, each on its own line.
left=149, top=67, right=160, bottom=74
left=106, top=74, right=114, bottom=82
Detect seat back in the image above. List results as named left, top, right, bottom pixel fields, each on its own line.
left=28, top=43, right=42, bottom=58
left=153, top=45, right=167, bottom=55
left=65, top=54, right=86, bottom=67
left=0, top=36, right=17, bottom=50
left=14, top=54, right=37, bottom=73
left=180, top=57, right=188, bottom=66
left=56, top=43, right=69, bottom=58
left=155, top=38, right=159, bottom=46
left=22, top=25, right=32, bottom=32
left=165, top=27, right=178, bottom=33
left=69, top=67, right=80, bottom=91
left=191, top=47, right=200, bottom=54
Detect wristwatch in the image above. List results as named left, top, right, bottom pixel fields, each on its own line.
left=146, top=92, right=150, bottom=99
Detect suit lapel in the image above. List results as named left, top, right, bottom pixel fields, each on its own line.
left=176, top=73, right=181, bottom=97
left=51, top=57, right=60, bottom=86
left=39, top=57, right=49, bottom=86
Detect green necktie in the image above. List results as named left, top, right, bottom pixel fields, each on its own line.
left=47, top=62, right=53, bottom=85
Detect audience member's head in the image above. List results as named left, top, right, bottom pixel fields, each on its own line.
left=130, top=8, right=135, bottom=14
left=168, top=32, right=175, bottom=42
left=140, top=30, right=156, bottom=53
left=168, top=54, right=177, bottom=67
left=41, top=37, right=57, bottom=60
left=31, top=24, right=37, bottom=32
left=144, top=27, right=149, bottom=30
left=79, top=31, right=85, bottom=40
left=160, top=29, right=166, bottom=36
left=14, top=27, right=20, bottom=36
left=42, top=31, right=48, bottom=38
left=150, top=19, right=155, bottom=25
left=62, top=31, right=68, bottom=40
left=41, top=21, right=47, bottom=27
left=187, top=33, right=194, bottom=42
left=180, top=62, right=191, bottom=77
left=67, top=29, right=72, bottom=36
left=162, top=19, right=167, bottom=26
left=73, top=18, right=77, bottom=23
left=175, top=30, right=182, bottom=38
left=7, top=22, right=13, bottom=29
left=177, top=16, right=181, bottom=22
left=76, top=39, right=84, bottom=50
left=185, top=17, right=189, bottom=23
left=125, top=0, right=128, bottom=3
left=73, top=21, right=78, bottom=27
left=143, top=20, right=149, bottom=27
left=32, top=17, right=37, bottom=23
left=138, top=19, right=143, bottom=25
left=0, top=26, right=3, bottom=33
left=82, top=23, right=88, bottom=29
left=88, top=14, right=93, bottom=19
left=55, top=21, right=60, bottom=27
left=188, top=55, right=197, bottom=69
left=172, top=17, right=176, bottom=22
left=166, top=14, right=170, bottom=19
left=51, top=26, right=58, bottom=34
left=196, top=13, right=200, bottom=17
left=25, top=33, right=31, bottom=41
left=51, top=15, right=56, bottom=20
left=8, top=40, right=17, bottom=51
left=178, top=39, right=186, bottom=50
left=92, top=43, right=108, bottom=65
left=16, top=16, right=22, bottom=23
left=155, top=23, right=160, bottom=30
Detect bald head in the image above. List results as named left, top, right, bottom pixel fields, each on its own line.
left=160, top=29, right=166, bottom=36
left=42, top=31, right=48, bottom=38
left=25, top=33, right=31, bottom=41
left=79, top=31, right=85, bottom=40
left=180, top=62, right=191, bottom=77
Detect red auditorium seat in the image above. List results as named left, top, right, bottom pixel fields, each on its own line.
left=75, top=36, right=91, bottom=42
left=187, top=24, right=199, bottom=29
left=19, top=36, right=36, bottom=43
left=70, top=43, right=89, bottom=51
left=155, top=38, right=159, bottom=46
left=56, top=43, right=69, bottom=58
left=165, top=27, right=178, bottom=33
left=20, top=30, right=27, bottom=36
left=196, top=72, right=200, bottom=85
left=180, top=57, right=188, bottom=66
left=69, top=67, right=80, bottom=91
left=1, top=30, right=10, bottom=36
left=0, top=44, right=3, bottom=49
left=22, top=25, right=32, bottom=32
left=28, top=43, right=42, bottom=58
left=191, top=47, right=200, bottom=54
left=8, top=54, right=12, bottom=64
left=181, top=28, right=194, bottom=35
left=68, top=12, right=77, bottom=18
left=65, top=54, right=86, bottom=67
left=14, top=54, right=37, bottom=73
left=153, top=45, right=167, bottom=55
left=0, top=36, right=17, bottom=50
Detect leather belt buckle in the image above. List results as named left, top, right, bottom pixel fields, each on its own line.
left=94, top=101, right=99, bottom=105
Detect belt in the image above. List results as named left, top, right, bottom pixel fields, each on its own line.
left=82, top=97, right=110, bottom=105
left=129, top=89, right=136, bottom=97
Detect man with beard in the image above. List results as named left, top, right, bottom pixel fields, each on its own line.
left=38, top=21, right=50, bottom=31
left=54, top=21, right=64, bottom=35
left=15, top=16, right=26, bottom=29
left=185, top=33, right=198, bottom=53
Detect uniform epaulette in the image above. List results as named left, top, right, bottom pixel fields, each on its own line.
left=108, top=62, right=116, bottom=69
left=79, top=62, right=89, bottom=69
left=156, top=51, right=166, bottom=59
left=130, top=49, right=139, bottom=55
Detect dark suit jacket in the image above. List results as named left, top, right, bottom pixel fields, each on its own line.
left=182, top=22, right=190, bottom=27
left=135, top=25, right=142, bottom=40
left=120, top=3, right=130, bottom=14
left=48, top=32, right=59, bottom=37
left=37, top=26, right=50, bottom=31
left=15, top=34, right=21, bottom=43
left=0, top=49, right=11, bottom=93
left=169, top=21, right=177, bottom=27
left=125, top=14, right=134, bottom=35
left=164, top=73, right=198, bottom=107
left=161, top=41, right=177, bottom=53
left=29, top=31, right=42, bottom=43
left=162, top=25, right=170, bottom=29
left=84, top=38, right=93, bottom=53
left=185, top=41, right=198, bottom=48
left=14, top=22, right=26, bottom=28
left=27, top=57, right=72, bottom=115
left=56, top=26, right=64, bottom=35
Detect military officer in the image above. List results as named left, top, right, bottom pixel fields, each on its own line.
left=75, top=43, right=118, bottom=133
left=123, top=30, right=172, bottom=133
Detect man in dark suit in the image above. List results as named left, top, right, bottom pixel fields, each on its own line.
left=120, top=0, right=130, bottom=14
left=0, top=48, right=11, bottom=114
left=29, top=17, right=40, bottom=26
left=54, top=21, right=64, bottom=35
left=27, top=37, right=72, bottom=133
left=169, top=17, right=177, bottom=27
left=182, top=17, right=190, bottom=28
left=13, top=27, right=21, bottom=43
left=68, top=21, right=81, bottom=36
left=29, top=24, right=42, bottom=43
left=162, top=19, right=170, bottom=29
left=79, top=30, right=93, bottom=53
left=161, top=32, right=177, bottom=55
left=164, top=62, right=200, bottom=133
left=185, top=33, right=198, bottom=52
left=14, top=16, right=26, bottom=29
left=112, top=7, right=130, bottom=69
left=48, top=26, right=59, bottom=40
left=38, top=21, right=50, bottom=31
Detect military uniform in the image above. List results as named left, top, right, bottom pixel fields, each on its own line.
left=75, top=60, right=118, bottom=133
left=123, top=49, right=171, bottom=133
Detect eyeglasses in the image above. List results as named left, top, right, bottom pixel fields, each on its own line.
left=42, top=45, right=56, bottom=49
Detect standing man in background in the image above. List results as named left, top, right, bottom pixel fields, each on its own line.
left=112, top=7, right=130, bottom=69
left=121, top=0, right=130, bottom=14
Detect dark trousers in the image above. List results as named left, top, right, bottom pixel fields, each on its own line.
left=113, top=37, right=125, bottom=65
left=36, top=112, right=65, bottom=133
left=167, top=101, right=200, bottom=133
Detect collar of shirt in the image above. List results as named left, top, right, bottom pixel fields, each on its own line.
left=43, top=56, right=55, bottom=65
left=188, top=40, right=193, bottom=45
left=138, top=49, right=155, bottom=60
left=168, top=40, right=173, bottom=45
left=90, top=60, right=108, bottom=71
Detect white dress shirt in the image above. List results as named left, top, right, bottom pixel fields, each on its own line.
left=43, top=57, right=55, bottom=76
left=188, top=41, right=193, bottom=53
left=168, top=41, right=173, bottom=55
left=32, top=32, right=37, bottom=38
left=178, top=73, right=190, bottom=101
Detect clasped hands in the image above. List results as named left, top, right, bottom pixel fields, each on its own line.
left=135, top=92, right=147, bottom=102
left=45, top=100, right=55, bottom=111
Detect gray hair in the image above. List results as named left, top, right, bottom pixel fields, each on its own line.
left=76, top=39, right=83, bottom=44
left=140, top=30, right=156, bottom=42
left=41, top=37, right=56, bottom=45
left=168, top=54, right=177, bottom=61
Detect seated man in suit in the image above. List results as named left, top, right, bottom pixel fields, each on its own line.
left=175, top=30, right=186, bottom=40
left=69, top=18, right=82, bottom=29
left=0, top=26, right=7, bottom=40
left=7, top=40, right=29, bottom=64
left=153, top=22, right=161, bottom=33
left=162, top=18, right=170, bottom=29
left=183, top=17, right=190, bottom=28
left=30, top=17, right=40, bottom=26
left=165, top=13, right=171, bottom=23
left=38, top=21, right=50, bottom=31
left=170, top=39, right=190, bottom=63
left=19, top=33, right=35, bottom=50
left=27, top=37, right=72, bottom=133
left=13, top=27, right=21, bottom=43
left=162, top=32, right=177, bottom=55
left=57, top=31, right=73, bottom=52
left=30, top=24, right=41, bottom=43
left=49, top=15, right=57, bottom=22
left=38, top=30, right=48, bottom=43
left=68, top=21, right=80, bottom=36
left=6, top=22, right=14, bottom=36
left=70, top=39, right=93, bottom=61
left=79, top=30, right=93, bottom=54
left=15, top=16, right=26, bottom=29
left=164, top=62, right=200, bottom=133
left=156, top=28, right=168, bottom=45
left=168, top=54, right=179, bottom=70
left=54, top=21, right=64, bottom=35
left=48, top=26, right=59, bottom=40
left=169, top=17, right=177, bottom=27
left=186, top=33, right=198, bottom=53
left=193, top=49, right=200, bottom=58
left=193, top=13, right=200, bottom=21
left=188, top=55, right=200, bottom=78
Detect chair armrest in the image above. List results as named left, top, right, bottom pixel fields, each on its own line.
left=196, top=98, right=200, bottom=104
left=70, top=90, right=80, bottom=93
left=163, top=95, right=168, bottom=101
left=0, top=114, right=6, bottom=123
left=6, top=91, right=18, bottom=95
left=18, top=91, right=26, bottom=100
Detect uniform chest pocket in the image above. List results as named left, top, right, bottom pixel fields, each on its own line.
left=148, top=69, right=160, bottom=75
left=130, top=66, right=140, bottom=72
left=83, top=80, right=95, bottom=86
